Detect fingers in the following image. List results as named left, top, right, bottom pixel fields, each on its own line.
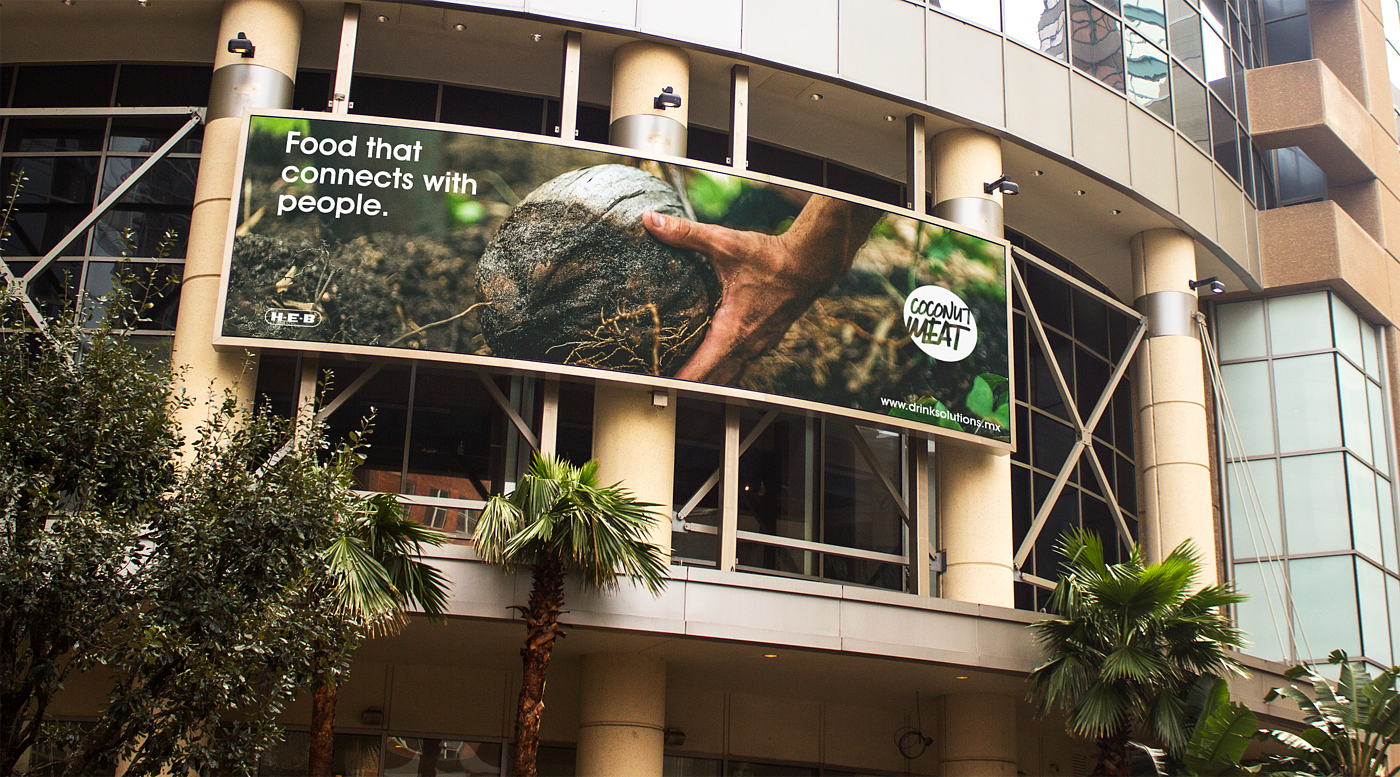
left=642, top=210, right=720, bottom=254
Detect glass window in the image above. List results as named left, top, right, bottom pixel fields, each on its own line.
left=3, top=117, right=105, bottom=152
left=1005, top=0, right=1070, bottom=59
left=1124, top=0, right=1168, bottom=47
left=1220, top=362, right=1275, bottom=456
left=384, top=738, right=503, bottom=776
left=1126, top=31, right=1172, bottom=120
left=92, top=157, right=199, bottom=258
left=1265, top=15, right=1312, bottom=64
left=349, top=75, right=439, bottom=122
left=1339, top=358, right=1374, bottom=464
left=1268, top=292, right=1332, bottom=355
left=1331, top=296, right=1365, bottom=367
left=1358, top=560, right=1392, bottom=664
left=1349, top=454, right=1383, bottom=560
left=1169, top=0, right=1205, bottom=77
left=1273, top=146, right=1327, bottom=205
left=1070, top=0, right=1127, bottom=91
left=1290, top=555, right=1362, bottom=659
left=1203, top=27, right=1234, bottom=111
left=1173, top=64, right=1211, bottom=151
left=11, top=64, right=115, bottom=108
left=1228, top=459, right=1281, bottom=559
left=1370, top=381, right=1389, bottom=473
left=933, top=0, right=1003, bottom=29
left=1262, top=0, right=1308, bottom=20
left=1272, top=355, right=1341, bottom=453
left=665, top=756, right=725, bottom=777
left=1380, top=472, right=1397, bottom=571
left=80, top=262, right=182, bottom=331
left=1217, top=300, right=1266, bottom=360
left=1233, top=561, right=1289, bottom=661
left=113, top=64, right=211, bottom=107
left=0, top=156, right=99, bottom=257
left=441, top=85, right=549, bottom=135
left=1361, top=321, right=1378, bottom=378
left=1390, top=575, right=1400, bottom=662
left=1281, top=453, right=1351, bottom=553
left=1210, top=95, right=1240, bottom=181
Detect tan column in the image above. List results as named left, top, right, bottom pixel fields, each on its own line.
left=609, top=41, right=689, bottom=157
left=930, top=128, right=1014, bottom=608
left=170, top=0, right=303, bottom=439
left=590, top=42, right=688, bottom=560
left=575, top=653, right=666, bottom=777
left=592, top=382, right=676, bottom=556
left=1131, top=229, right=1217, bottom=581
left=941, top=694, right=1019, bottom=777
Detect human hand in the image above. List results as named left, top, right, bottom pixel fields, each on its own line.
left=643, top=196, right=879, bottom=384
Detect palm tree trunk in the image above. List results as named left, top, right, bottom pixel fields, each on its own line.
left=1091, top=729, right=1132, bottom=777
left=308, top=679, right=337, bottom=777
left=511, top=550, right=566, bottom=777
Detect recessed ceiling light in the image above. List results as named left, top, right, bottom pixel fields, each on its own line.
left=884, top=114, right=896, bottom=122
left=1111, top=208, right=1122, bottom=215
left=375, top=14, right=389, bottom=22
left=955, top=675, right=969, bottom=679
left=763, top=653, right=778, bottom=658
left=809, top=93, right=823, bottom=101
left=1074, top=189, right=1086, bottom=196
left=453, top=22, right=466, bottom=31
left=531, top=33, right=543, bottom=42
left=137, top=0, right=149, bottom=5
left=1031, top=170, right=1044, bottom=176
left=62, top=0, right=75, bottom=5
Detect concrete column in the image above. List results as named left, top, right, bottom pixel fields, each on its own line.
left=591, top=41, right=689, bottom=559
left=1131, top=229, right=1217, bottom=582
left=930, top=128, right=1014, bottom=608
left=609, top=41, right=689, bottom=157
left=941, top=694, right=1019, bottom=777
left=575, top=653, right=666, bottom=777
left=170, top=0, right=302, bottom=439
left=593, top=382, right=676, bottom=557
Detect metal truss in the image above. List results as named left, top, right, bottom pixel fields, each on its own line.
left=0, top=106, right=205, bottom=330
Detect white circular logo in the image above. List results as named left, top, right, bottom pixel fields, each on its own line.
left=903, top=285, right=978, bottom=362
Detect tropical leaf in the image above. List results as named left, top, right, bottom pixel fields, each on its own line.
left=1181, top=678, right=1257, bottom=777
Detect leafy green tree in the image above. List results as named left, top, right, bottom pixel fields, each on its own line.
left=1176, top=676, right=1259, bottom=776
left=308, top=490, right=451, bottom=777
left=1261, top=650, right=1400, bottom=776
left=1028, top=529, right=1247, bottom=776
left=473, top=452, right=668, bottom=777
left=0, top=292, right=419, bottom=776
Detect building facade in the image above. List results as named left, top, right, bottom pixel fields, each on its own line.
left=6, top=0, right=1400, bottom=773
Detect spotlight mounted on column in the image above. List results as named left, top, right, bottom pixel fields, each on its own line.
left=1188, top=276, right=1226, bottom=295
left=227, top=31, right=255, bottom=58
left=983, top=175, right=1019, bottom=196
left=654, top=86, right=682, bottom=110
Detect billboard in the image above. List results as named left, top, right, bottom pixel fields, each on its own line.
left=216, top=112, right=1012, bottom=446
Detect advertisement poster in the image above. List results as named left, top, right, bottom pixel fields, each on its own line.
left=217, top=113, right=1011, bottom=444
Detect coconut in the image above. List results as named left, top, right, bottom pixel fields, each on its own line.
left=477, top=164, right=721, bottom=376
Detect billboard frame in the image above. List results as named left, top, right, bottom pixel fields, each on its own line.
left=212, top=109, right=1015, bottom=452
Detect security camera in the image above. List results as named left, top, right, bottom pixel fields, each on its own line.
left=983, top=175, right=1019, bottom=196
left=228, top=32, right=255, bottom=58
left=1189, top=276, right=1226, bottom=295
left=654, top=86, right=682, bottom=110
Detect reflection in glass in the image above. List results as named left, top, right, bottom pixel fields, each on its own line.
left=1268, top=292, right=1332, bottom=354
left=81, top=262, right=182, bottom=330
left=1126, top=30, right=1171, bottom=121
left=1210, top=95, right=1239, bottom=181
left=92, top=157, right=198, bottom=258
left=1005, top=0, right=1069, bottom=59
left=2, top=117, right=105, bottom=152
left=1070, top=0, right=1126, bottom=91
left=1172, top=63, right=1210, bottom=151
left=1265, top=15, right=1312, bottom=65
left=1227, top=459, right=1280, bottom=559
left=1370, top=382, right=1389, bottom=474
left=1273, top=355, right=1342, bottom=453
left=1233, top=561, right=1288, bottom=661
left=0, top=156, right=99, bottom=257
left=673, top=397, right=725, bottom=565
left=108, top=117, right=204, bottom=154
left=1349, top=453, right=1383, bottom=560
left=1331, top=295, right=1364, bottom=368
left=1168, top=0, right=1205, bottom=78
left=1281, top=453, right=1351, bottom=553
left=932, top=0, right=1002, bottom=30
left=1339, top=359, right=1373, bottom=465
left=1220, top=362, right=1274, bottom=457
left=665, top=755, right=725, bottom=777
left=1291, top=555, right=1361, bottom=659
left=384, top=738, right=502, bottom=776
left=1273, top=146, right=1327, bottom=204
left=1123, top=0, right=1167, bottom=47
left=1216, top=300, right=1266, bottom=361
left=5, top=260, right=81, bottom=319
left=1202, top=26, right=1233, bottom=111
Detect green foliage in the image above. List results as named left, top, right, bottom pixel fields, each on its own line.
left=474, top=452, right=667, bottom=594
left=965, top=373, right=1011, bottom=431
left=1178, top=676, right=1259, bottom=776
left=0, top=290, right=433, bottom=776
left=1028, top=530, right=1248, bottom=775
left=1260, top=650, right=1400, bottom=776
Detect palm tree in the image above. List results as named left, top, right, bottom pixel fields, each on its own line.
left=1027, top=529, right=1247, bottom=776
left=1262, top=649, right=1400, bottom=776
left=474, top=452, right=668, bottom=777
left=308, top=491, right=451, bottom=777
